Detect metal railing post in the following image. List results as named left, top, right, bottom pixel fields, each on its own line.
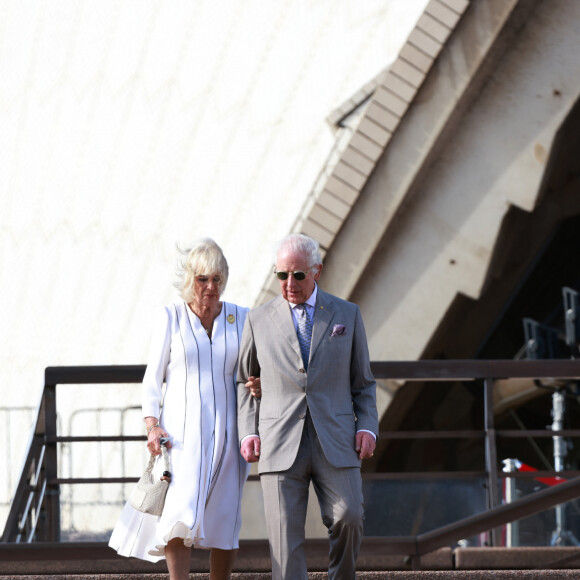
left=484, top=376, right=501, bottom=545
left=44, top=383, right=60, bottom=542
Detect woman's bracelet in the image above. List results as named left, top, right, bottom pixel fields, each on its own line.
left=147, top=423, right=160, bottom=434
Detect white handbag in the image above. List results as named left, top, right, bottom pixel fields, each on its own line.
left=129, top=443, right=171, bottom=516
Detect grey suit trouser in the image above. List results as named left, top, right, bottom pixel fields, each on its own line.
left=260, top=412, right=364, bottom=580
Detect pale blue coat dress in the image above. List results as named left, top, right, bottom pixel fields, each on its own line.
left=109, top=300, right=250, bottom=562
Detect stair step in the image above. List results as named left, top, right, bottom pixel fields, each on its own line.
left=2, top=573, right=580, bottom=579
left=2, top=541, right=580, bottom=578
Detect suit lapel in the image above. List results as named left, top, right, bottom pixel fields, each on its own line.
left=310, top=290, right=334, bottom=360
left=269, top=295, right=303, bottom=361
left=267, top=291, right=335, bottom=366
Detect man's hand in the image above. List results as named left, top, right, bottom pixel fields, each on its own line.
left=241, top=436, right=261, bottom=463
left=355, top=431, right=376, bottom=460
left=245, top=376, right=262, bottom=398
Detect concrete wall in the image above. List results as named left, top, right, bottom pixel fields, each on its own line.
left=319, top=0, right=580, bottom=418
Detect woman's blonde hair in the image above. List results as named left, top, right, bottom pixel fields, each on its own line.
left=175, top=238, right=229, bottom=301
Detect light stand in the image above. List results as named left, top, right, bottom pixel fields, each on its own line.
left=549, top=288, right=580, bottom=546
left=523, top=314, right=579, bottom=546
left=549, top=388, right=579, bottom=546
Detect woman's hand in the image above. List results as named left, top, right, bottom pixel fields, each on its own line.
left=145, top=417, right=172, bottom=456
left=245, top=376, right=261, bottom=398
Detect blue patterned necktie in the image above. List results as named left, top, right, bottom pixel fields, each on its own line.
left=296, top=303, right=313, bottom=371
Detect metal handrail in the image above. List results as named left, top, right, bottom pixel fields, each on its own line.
left=4, top=360, right=580, bottom=551
left=415, top=475, right=580, bottom=555
left=2, top=366, right=145, bottom=542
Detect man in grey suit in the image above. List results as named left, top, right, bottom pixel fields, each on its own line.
left=237, top=233, right=378, bottom=580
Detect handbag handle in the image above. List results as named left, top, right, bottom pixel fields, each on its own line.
left=145, top=442, right=171, bottom=475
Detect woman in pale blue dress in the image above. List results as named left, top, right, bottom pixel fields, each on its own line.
left=109, top=238, right=260, bottom=580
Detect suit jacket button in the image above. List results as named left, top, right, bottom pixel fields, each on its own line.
left=299, top=368, right=306, bottom=373
left=299, top=414, right=306, bottom=420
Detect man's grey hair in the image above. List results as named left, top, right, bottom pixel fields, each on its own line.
left=274, top=233, right=322, bottom=270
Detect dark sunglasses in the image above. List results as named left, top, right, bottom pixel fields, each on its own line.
left=274, top=270, right=307, bottom=281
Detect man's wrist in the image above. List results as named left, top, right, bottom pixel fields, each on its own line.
left=241, top=434, right=259, bottom=444
left=357, top=429, right=376, bottom=441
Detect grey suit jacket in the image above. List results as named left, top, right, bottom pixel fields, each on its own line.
left=237, top=288, right=378, bottom=474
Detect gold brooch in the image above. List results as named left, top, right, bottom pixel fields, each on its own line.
left=227, top=314, right=235, bottom=324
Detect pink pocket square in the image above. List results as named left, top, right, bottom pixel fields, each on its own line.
left=331, top=324, right=347, bottom=337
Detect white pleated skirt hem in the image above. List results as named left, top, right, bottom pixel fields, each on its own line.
left=149, top=520, right=205, bottom=557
